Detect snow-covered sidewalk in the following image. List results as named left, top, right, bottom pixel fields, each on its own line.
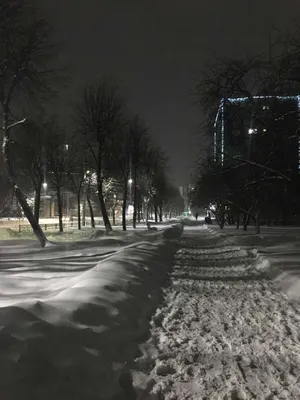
left=132, top=227, right=300, bottom=399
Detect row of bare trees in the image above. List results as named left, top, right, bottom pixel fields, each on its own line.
left=9, top=106, right=182, bottom=233
left=0, top=1, right=58, bottom=246
left=0, top=1, right=184, bottom=246
left=191, top=27, right=300, bottom=233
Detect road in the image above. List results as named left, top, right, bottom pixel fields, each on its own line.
left=132, top=228, right=300, bottom=400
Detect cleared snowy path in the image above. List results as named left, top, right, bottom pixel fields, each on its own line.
left=133, top=228, right=300, bottom=400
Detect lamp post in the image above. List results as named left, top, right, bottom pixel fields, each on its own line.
left=42, top=182, right=48, bottom=218
left=128, top=178, right=134, bottom=218
left=128, top=178, right=133, bottom=204
left=112, top=194, right=117, bottom=226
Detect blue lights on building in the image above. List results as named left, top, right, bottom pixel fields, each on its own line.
left=213, top=95, right=300, bottom=170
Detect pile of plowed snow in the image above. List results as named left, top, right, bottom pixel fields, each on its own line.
left=0, top=225, right=182, bottom=400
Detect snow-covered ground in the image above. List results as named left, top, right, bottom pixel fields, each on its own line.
left=132, top=226, right=300, bottom=399
left=0, top=224, right=183, bottom=400
left=215, top=225, right=300, bottom=302
left=1, top=222, right=300, bottom=399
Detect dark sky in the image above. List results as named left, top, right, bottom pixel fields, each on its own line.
left=40, top=0, right=300, bottom=185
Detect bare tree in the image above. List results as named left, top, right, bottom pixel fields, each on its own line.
left=101, top=178, right=121, bottom=226
left=68, top=141, right=86, bottom=230
left=84, top=170, right=97, bottom=228
left=46, top=124, right=72, bottom=232
left=0, top=1, right=61, bottom=246
left=153, top=170, right=169, bottom=222
left=128, top=116, right=149, bottom=228
left=13, top=116, right=48, bottom=223
left=196, top=55, right=265, bottom=115
left=142, top=146, right=168, bottom=224
left=76, top=78, right=124, bottom=232
left=110, top=117, right=149, bottom=231
left=163, top=184, right=184, bottom=219
left=109, top=122, right=131, bottom=230
left=194, top=48, right=300, bottom=232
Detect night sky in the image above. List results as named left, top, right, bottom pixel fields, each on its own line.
left=40, top=0, right=300, bottom=185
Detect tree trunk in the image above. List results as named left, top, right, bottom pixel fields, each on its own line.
left=236, top=212, right=240, bottom=229
left=154, top=201, right=158, bottom=223
left=2, top=113, right=46, bottom=247
left=97, top=180, right=112, bottom=231
left=254, top=203, right=260, bottom=234
left=82, top=197, right=86, bottom=227
left=146, top=203, right=149, bottom=224
left=86, top=190, right=95, bottom=228
left=138, top=201, right=141, bottom=223
left=132, top=171, right=138, bottom=229
left=243, top=212, right=247, bottom=231
left=243, top=212, right=250, bottom=231
left=112, top=207, right=116, bottom=226
left=122, top=184, right=128, bottom=231
left=255, top=218, right=260, bottom=234
left=56, top=186, right=63, bottom=232
left=16, top=187, right=47, bottom=245
left=216, top=206, right=225, bottom=229
left=34, top=184, right=41, bottom=223
left=227, top=208, right=234, bottom=225
left=216, top=213, right=225, bottom=229
left=159, top=204, right=163, bottom=222
left=77, top=193, right=81, bottom=230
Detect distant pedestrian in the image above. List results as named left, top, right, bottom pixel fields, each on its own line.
left=195, top=213, right=198, bottom=221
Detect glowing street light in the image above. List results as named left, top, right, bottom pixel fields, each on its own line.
left=42, top=182, right=48, bottom=189
left=128, top=178, right=133, bottom=185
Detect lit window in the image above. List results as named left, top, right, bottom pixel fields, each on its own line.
left=248, top=128, right=258, bottom=135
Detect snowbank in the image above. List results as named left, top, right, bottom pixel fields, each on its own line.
left=207, top=225, right=300, bottom=304
left=162, top=223, right=183, bottom=239
left=0, top=225, right=182, bottom=400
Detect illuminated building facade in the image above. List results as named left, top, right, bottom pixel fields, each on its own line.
left=213, top=95, right=300, bottom=172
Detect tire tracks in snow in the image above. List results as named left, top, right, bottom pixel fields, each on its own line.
left=132, top=228, right=300, bottom=400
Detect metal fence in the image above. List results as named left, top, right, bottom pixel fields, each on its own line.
left=18, top=220, right=99, bottom=233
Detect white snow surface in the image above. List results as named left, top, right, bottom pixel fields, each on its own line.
left=132, top=226, right=300, bottom=399
left=211, top=225, right=300, bottom=303
left=0, top=224, right=182, bottom=400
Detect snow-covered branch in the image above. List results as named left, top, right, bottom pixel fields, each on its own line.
left=7, top=118, right=26, bottom=131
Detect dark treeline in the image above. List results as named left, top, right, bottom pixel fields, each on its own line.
left=0, top=1, right=183, bottom=247
left=191, top=27, right=300, bottom=233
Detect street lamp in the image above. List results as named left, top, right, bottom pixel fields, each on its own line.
left=128, top=179, right=133, bottom=206
left=42, top=182, right=48, bottom=218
